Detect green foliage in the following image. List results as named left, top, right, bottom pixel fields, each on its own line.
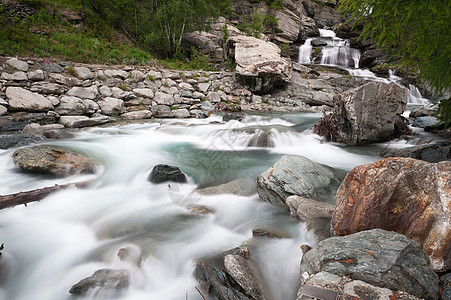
left=339, top=0, right=451, bottom=124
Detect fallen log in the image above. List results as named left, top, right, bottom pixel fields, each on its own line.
left=0, top=180, right=92, bottom=210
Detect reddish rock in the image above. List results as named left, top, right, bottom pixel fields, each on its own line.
left=332, top=157, right=451, bottom=272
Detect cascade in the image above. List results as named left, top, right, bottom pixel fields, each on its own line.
left=297, top=30, right=430, bottom=105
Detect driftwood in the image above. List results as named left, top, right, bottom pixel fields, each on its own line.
left=0, top=180, right=92, bottom=210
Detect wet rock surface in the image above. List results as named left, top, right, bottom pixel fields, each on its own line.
left=148, top=164, right=187, bottom=184
left=332, top=157, right=451, bottom=272
left=13, top=145, right=99, bottom=176
left=69, top=269, right=129, bottom=297
left=257, top=155, right=343, bottom=207
left=300, top=229, right=440, bottom=299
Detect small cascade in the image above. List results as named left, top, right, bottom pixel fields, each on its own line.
left=298, top=38, right=313, bottom=64
left=319, top=29, right=360, bottom=69
left=408, top=84, right=429, bottom=105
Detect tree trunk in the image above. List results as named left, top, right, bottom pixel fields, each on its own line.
left=0, top=180, right=92, bottom=210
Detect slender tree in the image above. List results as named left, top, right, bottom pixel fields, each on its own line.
left=339, top=0, right=451, bottom=125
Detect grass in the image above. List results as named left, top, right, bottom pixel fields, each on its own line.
left=0, top=2, right=216, bottom=69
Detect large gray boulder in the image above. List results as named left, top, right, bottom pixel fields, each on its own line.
left=227, top=36, right=291, bottom=94
left=13, top=145, right=99, bottom=176
left=181, top=31, right=224, bottom=60
left=5, top=87, right=53, bottom=112
left=300, top=229, right=440, bottom=299
left=66, top=86, right=99, bottom=100
left=314, top=82, right=407, bottom=145
left=257, top=155, right=343, bottom=207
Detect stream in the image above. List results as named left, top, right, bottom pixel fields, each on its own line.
left=0, top=112, right=426, bottom=300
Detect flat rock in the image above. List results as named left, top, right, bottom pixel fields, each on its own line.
left=5, top=87, right=53, bottom=112
left=66, top=86, right=99, bottom=100
left=74, top=66, right=94, bottom=80
left=0, top=105, right=7, bottom=116
left=13, top=145, right=99, bottom=176
left=196, top=178, right=256, bottom=196
left=1, top=71, right=28, bottom=81
left=59, top=115, right=110, bottom=128
left=300, top=229, right=439, bottom=299
left=120, top=110, right=153, bottom=120
left=151, top=105, right=173, bottom=118
left=133, top=88, right=154, bottom=99
left=30, top=82, right=66, bottom=94
left=172, top=108, right=190, bottom=118
left=154, top=92, right=174, bottom=105
left=384, top=141, right=451, bottom=163
left=332, top=157, right=451, bottom=272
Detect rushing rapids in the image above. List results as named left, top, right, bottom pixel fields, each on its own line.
left=0, top=112, right=423, bottom=300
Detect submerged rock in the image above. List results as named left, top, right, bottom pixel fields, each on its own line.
left=69, top=269, right=129, bottom=297
left=300, top=229, right=439, bottom=299
left=13, top=145, right=99, bottom=176
left=195, top=178, right=256, bottom=196
left=148, top=164, right=187, bottom=184
left=332, top=157, right=451, bottom=272
left=257, top=155, right=343, bottom=207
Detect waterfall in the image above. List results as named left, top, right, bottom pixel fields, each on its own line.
left=298, top=38, right=313, bottom=64
left=318, top=29, right=360, bottom=69
left=408, top=84, right=429, bottom=105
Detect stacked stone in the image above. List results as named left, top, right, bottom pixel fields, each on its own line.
left=0, top=57, right=252, bottom=130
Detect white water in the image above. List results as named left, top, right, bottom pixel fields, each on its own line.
left=297, top=30, right=430, bottom=106
left=0, top=114, right=416, bottom=300
left=298, top=38, right=313, bottom=64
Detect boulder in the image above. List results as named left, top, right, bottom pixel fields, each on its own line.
left=69, top=269, right=129, bottom=296
left=5, top=58, right=29, bottom=71
left=104, top=69, right=128, bottom=79
left=227, top=36, right=291, bottom=94
left=5, top=87, right=53, bottom=112
left=196, top=178, right=256, bottom=196
left=332, top=157, right=451, bottom=272
left=384, top=141, right=451, bottom=163
left=55, top=96, right=86, bottom=115
left=66, top=86, right=99, bottom=100
left=224, top=254, right=268, bottom=300
left=41, top=63, right=64, bottom=73
left=97, top=97, right=125, bottom=116
left=1, top=71, right=28, bottom=81
left=181, top=31, right=223, bottom=60
left=49, top=73, right=82, bottom=86
left=257, top=155, right=343, bottom=207
left=130, top=70, right=146, bottom=81
left=194, top=261, right=250, bottom=300
left=300, top=229, right=439, bottom=299
left=314, top=82, right=407, bottom=145
left=13, top=145, right=99, bottom=176
left=441, top=273, right=451, bottom=300
left=83, top=99, right=100, bottom=114
left=286, top=195, right=334, bottom=240
left=275, top=9, right=301, bottom=42
left=21, top=123, right=64, bottom=135
left=414, top=116, right=440, bottom=128
left=120, top=110, right=153, bottom=120
left=0, top=105, right=6, bottom=116
left=148, top=164, right=187, bottom=184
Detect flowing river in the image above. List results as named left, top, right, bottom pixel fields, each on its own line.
left=0, top=112, right=424, bottom=300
